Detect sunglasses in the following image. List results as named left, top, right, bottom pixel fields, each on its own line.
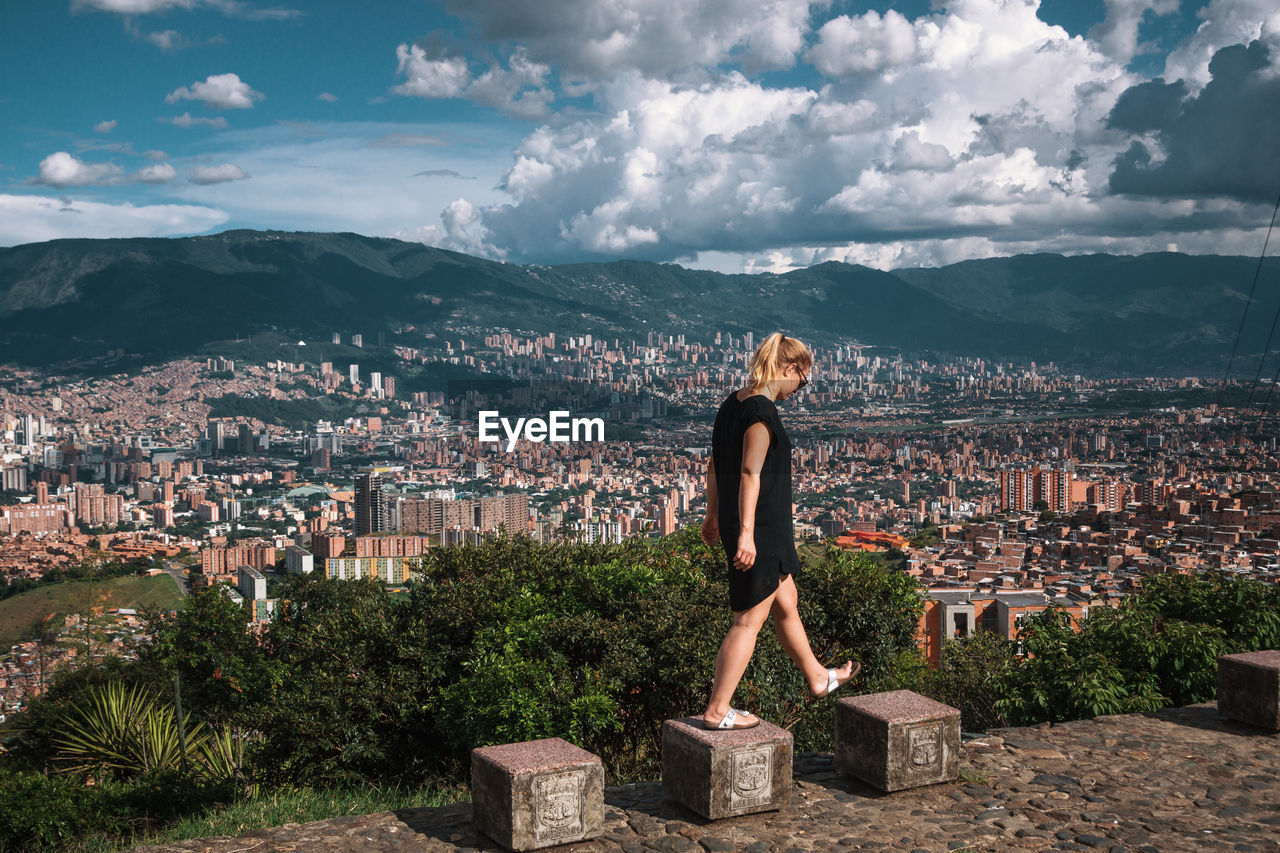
left=796, top=367, right=809, bottom=390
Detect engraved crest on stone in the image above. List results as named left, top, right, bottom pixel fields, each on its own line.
left=906, top=723, right=942, bottom=770
left=729, top=745, right=773, bottom=810
left=534, top=770, right=584, bottom=840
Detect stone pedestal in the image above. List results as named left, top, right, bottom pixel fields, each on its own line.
left=471, top=737, right=604, bottom=851
left=661, top=716, right=792, bottom=820
left=834, top=690, right=961, bottom=792
left=1218, top=650, right=1280, bottom=731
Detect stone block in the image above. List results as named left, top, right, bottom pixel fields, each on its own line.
left=834, top=689, right=961, bottom=792
left=661, top=716, right=792, bottom=820
left=471, top=737, right=604, bottom=851
left=1217, top=650, right=1280, bottom=731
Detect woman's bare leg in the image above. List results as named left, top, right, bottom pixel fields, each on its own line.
left=771, top=574, right=856, bottom=695
left=702, top=588, right=777, bottom=725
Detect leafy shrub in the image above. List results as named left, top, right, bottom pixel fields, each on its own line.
left=242, top=526, right=925, bottom=786
left=0, top=769, right=88, bottom=852
left=51, top=680, right=244, bottom=785
left=0, top=767, right=233, bottom=852
left=996, top=570, right=1275, bottom=726
left=923, top=629, right=1018, bottom=732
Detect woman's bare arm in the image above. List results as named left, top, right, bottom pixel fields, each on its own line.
left=733, top=421, right=770, bottom=569
left=701, top=456, right=720, bottom=546
left=706, top=456, right=718, bottom=517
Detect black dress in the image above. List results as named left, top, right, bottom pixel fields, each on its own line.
left=711, top=390, right=801, bottom=612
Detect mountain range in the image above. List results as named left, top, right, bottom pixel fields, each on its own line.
left=0, top=229, right=1276, bottom=376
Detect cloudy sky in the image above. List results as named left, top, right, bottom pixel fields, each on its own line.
left=2, top=0, right=1278, bottom=271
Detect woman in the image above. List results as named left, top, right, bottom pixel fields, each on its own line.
left=699, top=332, right=859, bottom=730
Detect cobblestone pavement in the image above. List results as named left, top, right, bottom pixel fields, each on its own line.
left=130, top=702, right=1280, bottom=853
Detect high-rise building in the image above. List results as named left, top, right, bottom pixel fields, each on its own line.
left=313, top=532, right=346, bottom=559
left=284, top=545, right=314, bottom=575
left=72, top=483, right=124, bottom=527
left=354, top=470, right=390, bottom=536
left=998, top=466, right=1034, bottom=512
left=1, top=466, right=27, bottom=492
left=206, top=421, right=227, bottom=453
left=354, top=535, right=429, bottom=557
left=3, top=503, right=69, bottom=535
left=349, top=364, right=360, bottom=387
left=238, top=565, right=267, bottom=600
left=202, top=542, right=274, bottom=578
left=1037, top=464, right=1071, bottom=513
left=351, top=333, right=363, bottom=348
left=657, top=498, right=676, bottom=536
left=396, top=492, right=528, bottom=535
left=325, top=555, right=415, bottom=583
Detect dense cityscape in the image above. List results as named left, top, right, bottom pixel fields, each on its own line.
left=2, top=328, right=1277, bottom=716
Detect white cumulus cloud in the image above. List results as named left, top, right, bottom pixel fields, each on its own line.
left=161, top=112, right=229, bottom=129
left=166, top=73, right=263, bottom=109
left=72, top=0, right=196, bottom=12
left=145, top=29, right=184, bottom=50
left=1088, top=0, right=1180, bottom=65
left=32, top=152, right=125, bottom=188
left=1162, top=0, right=1280, bottom=90
left=134, top=163, right=178, bottom=183
left=392, top=43, right=557, bottom=118
left=806, top=10, right=927, bottom=77
left=392, top=45, right=471, bottom=98
left=93, top=120, right=118, bottom=134
left=432, top=0, right=1270, bottom=268
left=436, top=0, right=817, bottom=80
left=395, top=197, right=507, bottom=259
left=72, top=0, right=301, bottom=19
left=0, top=193, right=228, bottom=246
left=189, top=163, right=249, bottom=184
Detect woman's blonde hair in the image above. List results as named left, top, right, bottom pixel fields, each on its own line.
left=747, top=332, right=813, bottom=396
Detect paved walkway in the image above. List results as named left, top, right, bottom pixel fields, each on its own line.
left=131, top=702, right=1280, bottom=853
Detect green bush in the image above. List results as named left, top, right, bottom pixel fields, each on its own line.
left=0, top=769, right=89, bottom=852
left=923, top=629, right=1018, bottom=732
left=12, top=532, right=1277, bottom=850
left=995, top=570, right=1277, bottom=726
left=242, top=526, right=925, bottom=787
left=0, top=767, right=234, bottom=852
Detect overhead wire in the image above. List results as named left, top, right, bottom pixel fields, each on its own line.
left=1216, top=189, right=1280, bottom=410
left=1244, top=190, right=1280, bottom=411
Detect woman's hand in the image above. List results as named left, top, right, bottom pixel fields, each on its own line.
left=733, top=530, right=757, bottom=570
left=700, top=514, right=719, bottom=547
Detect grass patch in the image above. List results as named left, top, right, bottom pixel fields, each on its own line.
left=0, top=574, right=183, bottom=651
left=957, top=765, right=991, bottom=786
left=63, top=781, right=468, bottom=853
left=797, top=541, right=830, bottom=567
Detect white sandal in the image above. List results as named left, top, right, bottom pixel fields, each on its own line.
left=811, top=661, right=860, bottom=699
left=702, top=707, right=760, bottom=730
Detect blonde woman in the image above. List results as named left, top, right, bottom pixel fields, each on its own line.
left=699, top=332, right=859, bottom=729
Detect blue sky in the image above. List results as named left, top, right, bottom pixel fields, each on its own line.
left=2, top=0, right=1278, bottom=271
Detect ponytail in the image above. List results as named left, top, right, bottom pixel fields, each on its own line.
left=747, top=332, right=813, bottom=397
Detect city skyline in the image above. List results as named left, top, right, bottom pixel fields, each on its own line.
left=2, top=0, right=1278, bottom=272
